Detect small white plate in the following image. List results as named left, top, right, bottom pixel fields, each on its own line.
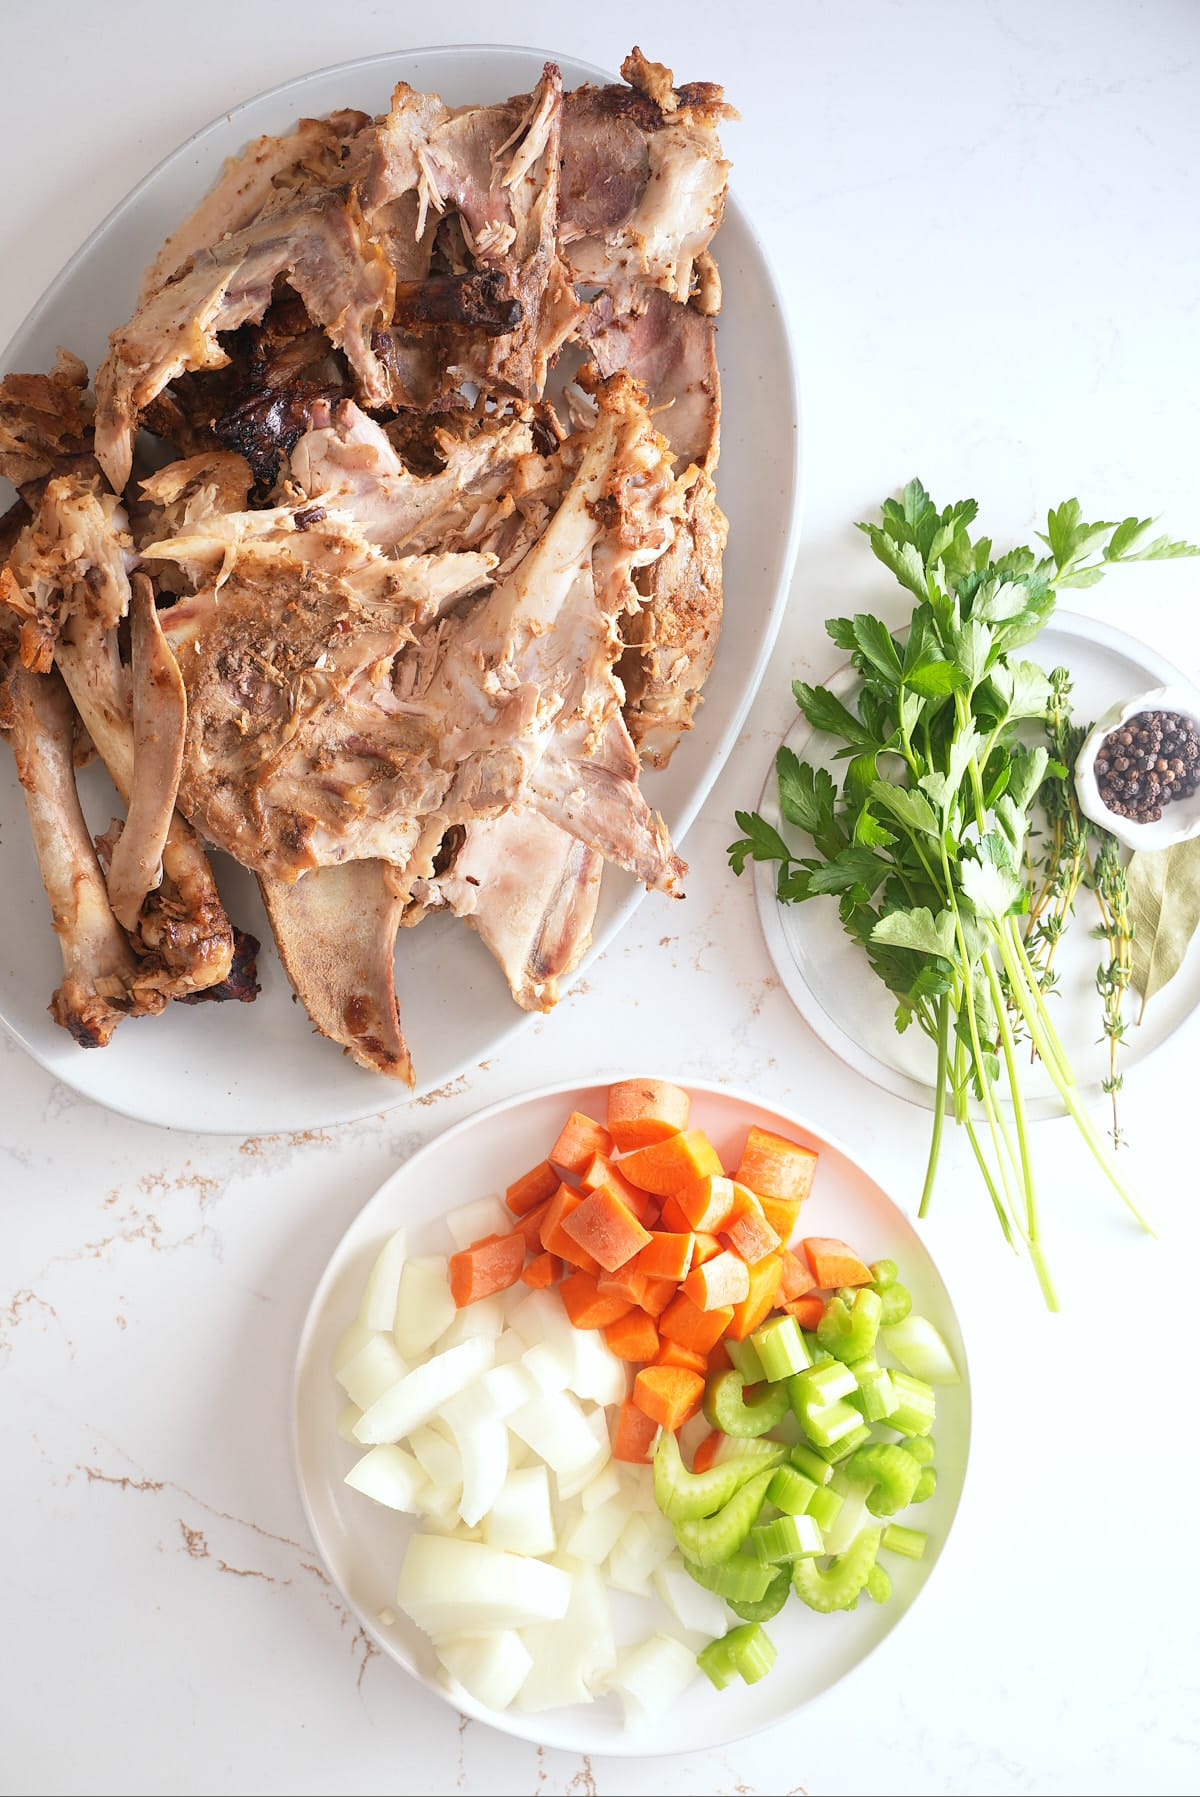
left=292, top=1077, right=971, bottom=1756
left=0, top=45, right=802, bottom=1133
left=754, top=609, right=1200, bottom=1115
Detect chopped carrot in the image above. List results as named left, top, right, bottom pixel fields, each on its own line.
left=448, top=1233, right=526, bottom=1307
left=550, top=1111, right=614, bottom=1174
left=801, top=1236, right=874, bottom=1288
left=724, top=1185, right=782, bottom=1265
left=606, top=1077, right=692, bottom=1151
left=779, top=1247, right=817, bottom=1302
left=682, top=1249, right=752, bottom=1311
left=604, top=1309, right=660, bottom=1362
left=784, top=1294, right=827, bottom=1330
left=521, top=1250, right=561, bottom=1289
left=657, top=1194, right=692, bottom=1232
left=631, top=1231, right=696, bottom=1282
left=655, top=1340, right=708, bottom=1375
left=725, top=1253, right=784, bottom=1340
left=617, top=1128, right=724, bottom=1197
left=736, top=1126, right=819, bottom=1204
left=538, top=1185, right=600, bottom=1274
left=692, top=1232, right=724, bottom=1264
left=633, top=1364, right=706, bottom=1430
left=707, top=1339, right=732, bottom=1374
left=758, top=1194, right=803, bottom=1245
left=596, top=1263, right=652, bottom=1306
left=578, top=1152, right=659, bottom=1228
left=558, top=1269, right=633, bottom=1329
left=561, top=1185, right=653, bottom=1272
left=613, top=1396, right=659, bottom=1463
left=637, top=1277, right=678, bottom=1319
left=505, top=1159, right=560, bottom=1216
left=675, top=1172, right=739, bottom=1233
left=692, top=1430, right=725, bottom=1474
left=514, top=1198, right=552, bottom=1250
left=659, top=1291, right=734, bottom=1354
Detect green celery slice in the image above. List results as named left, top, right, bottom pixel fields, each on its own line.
left=806, top=1483, right=845, bottom=1533
left=881, top=1523, right=928, bottom=1560
left=888, top=1371, right=937, bottom=1437
left=751, top=1512, right=823, bottom=1563
left=696, top=1623, right=777, bottom=1689
left=878, top=1282, right=913, bottom=1325
left=845, top=1442, right=922, bottom=1516
left=913, top=1466, right=937, bottom=1504
left=868, top=1258, right=898, bottom=1289
left=767, top=1466, right=817, bottom=1515
left=866, top=1562, right=892, bottom=1604
left=751, top=1314, right=811, bottom=1380
left=727, top=1564, right=791, bottom=1623
left=849, top=1356, right=897, bottom=1423
left=817, top=1287, right=883, bottom=1363
left=904, top=1433, right=936, bottom=1466
left=703, top=1369, right=790, bottom=1438
left=684, top=1552, right=772, bottom=1603
left=726, top=1336, right=766, bottom=1383
left=791, top=1525, right=883, bottom=1613
left=673, top=1468, right=776, bottom=1566
left=805, top=1417, right=872, bottom=1461
left=653, top=1426, right=783, bottom=1522
left=789, top=1442, right=834, bottom=1486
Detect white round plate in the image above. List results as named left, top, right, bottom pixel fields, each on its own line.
left=0, top=45, right=802, bottom=1133
left=293, top=1077, right=971, bottom=1756
left=754, top=609, right=1200, bottom=1115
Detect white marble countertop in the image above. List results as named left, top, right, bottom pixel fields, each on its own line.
left=3, top=3, right=1199, bottom=1792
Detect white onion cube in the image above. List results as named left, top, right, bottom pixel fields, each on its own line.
left=393, top=1256, right=456, bottom=1360
left=359, top=1228, right=408, bottom=1332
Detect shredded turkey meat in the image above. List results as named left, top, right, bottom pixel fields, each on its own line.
left=0, top=46, right=733, bottom=1081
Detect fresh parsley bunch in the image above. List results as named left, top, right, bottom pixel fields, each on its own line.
left=732, top=481, right=1197, bottom=1305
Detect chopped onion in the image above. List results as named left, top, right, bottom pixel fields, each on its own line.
left=436, top=1631, right=533, bottom=1712
left=354, top=1336, right=492, bottom=1445
left=335, top=1334, right=408, bottom=1412
left=444, top=1196, right=511, bottom=1251
left=397, top=1535, right=571, bottom=1635
left=393, top=1256, right=456, bottom=1360
left=344, top=1444, right=429, bottom=1513
left=607, top=1632, right=697, bottom=1725
left=359, top=1228, right=408, bottom=1332
left=517, top=1564, right=616, bottom=1710
left=882, top=1315, right=961, bottom=1385
left=484, top=1464, right=556, bottom=1557
left=607, top=1508, right=677, bottom=1594
left=653, top=1557, right=733, bottom=1640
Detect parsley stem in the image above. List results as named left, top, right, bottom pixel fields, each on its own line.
left=918, top=995, right=950, bottom=1219
left=984, top=952, right=1058, bottom=1309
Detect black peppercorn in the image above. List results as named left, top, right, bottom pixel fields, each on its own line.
left=1093, top=708, right=1200, bottom=825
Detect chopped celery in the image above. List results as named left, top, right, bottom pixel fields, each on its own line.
left=793, top=1361, right=857, bottom=1405
left=913, top=1467, right=937, bottom=1504
left=750, top=1314, right=811, bottom=1381
left=714, top=1433, right=790, bottom=1470
left=879, top=1282, right=913, bottom=1325
left=789, top=1442, right=833, bottom=1486
left=672, top=1468, right=775, bottom=1566
left=684, top=1552, right=773, bottom=1603
left=703, top=1369, right=790, bottom=1438
left=788, top=1363, right=861, bottom=1448
left=882, top=1315, right=961, bottom=1385
left=881, top=1523, right=927, bottom=1560
left=888, top=1371, right=937, bottom=1437
left=653, top=1427, right=783, bottom=1523
left=805, top=1419, right=872, bottom=1462
left=728, top=1564, right=791, bottom=1623
left=750, top=1512, right=823, bottom=1563
left=791, top=1525, right=883, bottom=1613
left=845, top=1442, right=922, bottom=1516
left=767, top=1466, right=817, bottom=1514
left=697, top=1623, right=777, bottom=1689
left=806, top=1483, right=844, bottom=1533
left=866, top=1562, right=892, bottom=1604
left=848, top=1357, right=897, bottom=1423
left=816, top=1287, right=882, bottom=1363
left=869, top=1258, right=898, bottom=1289
left=725, top=1336, right=766, bottom=1384
left=904, top=1433, right=936, bottom=1466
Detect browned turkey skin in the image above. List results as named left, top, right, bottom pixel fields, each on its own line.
left=0, top=46, right=733, bottom=1079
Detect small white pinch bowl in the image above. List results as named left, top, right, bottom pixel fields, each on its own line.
left=1075, top=683, right=1200, bottom=851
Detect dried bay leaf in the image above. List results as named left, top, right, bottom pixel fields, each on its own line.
left=1127, top=835, right=1200, bottom=1017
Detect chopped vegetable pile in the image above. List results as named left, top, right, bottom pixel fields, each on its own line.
left=331, top=1079, right=959, bottom=1722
